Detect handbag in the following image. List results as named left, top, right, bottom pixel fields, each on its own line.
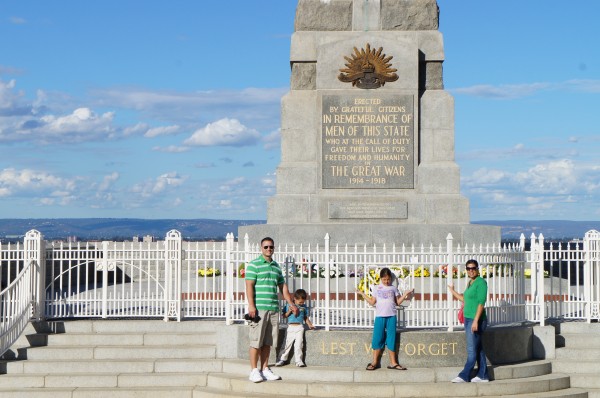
left=458, top=303, right=465, bottom=324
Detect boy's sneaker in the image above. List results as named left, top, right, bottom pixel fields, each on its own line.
left=295, top=361, right=306, bottom=367
left=249, top=368, right=263, bottom=383
left=261, top=367, right=281, bottom=381
left=471, top=376, right=489, bottom=383
left=451, top=376, right=466, bottom=383
left=275, top=360, right=285, bottom=367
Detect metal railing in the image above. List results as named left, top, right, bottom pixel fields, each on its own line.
left=2, top=228, right=600, bottom=356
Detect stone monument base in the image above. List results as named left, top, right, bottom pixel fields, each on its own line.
left=217, top=323, right=554, bottom=368
left=238, top=223, right=501, bottom=247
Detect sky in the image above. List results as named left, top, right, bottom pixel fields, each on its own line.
left=0, top=1, right=599, bottom=222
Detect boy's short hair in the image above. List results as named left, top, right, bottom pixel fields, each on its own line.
left=294, top=288, right=307, bottom=300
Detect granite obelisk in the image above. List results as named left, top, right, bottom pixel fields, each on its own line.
left=240, top=0, right=500, bottom=246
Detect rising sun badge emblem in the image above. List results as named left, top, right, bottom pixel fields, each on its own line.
left=338, top=43, right=399, bottom=89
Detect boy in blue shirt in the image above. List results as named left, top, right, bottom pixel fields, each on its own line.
left=275, top=289, right=315, bottom=367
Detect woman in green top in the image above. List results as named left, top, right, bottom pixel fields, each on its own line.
left=448, top=259, right=490, bottom=383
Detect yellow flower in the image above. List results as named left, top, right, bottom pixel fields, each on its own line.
left=356, top=267, right=380, bottom=298
left=412, top=265, right=430, bottom=278
left=198, top=267, right=221, bottom=277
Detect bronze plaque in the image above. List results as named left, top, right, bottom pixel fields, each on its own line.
left=322, top=93, right=414, bottom=189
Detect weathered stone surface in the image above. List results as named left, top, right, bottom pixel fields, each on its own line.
left=381, top=0, right=439, bottom=31
left=420, top=61, right=444, bottom=90
left=232, top=323, right=536, bottom=368
left=295, top=0, right=353, bottom=31
left=291, top=62, right=317, bottom=90
left=238, top=0, right=501, bottom=247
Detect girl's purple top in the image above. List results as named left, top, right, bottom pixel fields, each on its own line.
left=374, top=284, right=399, bottom=317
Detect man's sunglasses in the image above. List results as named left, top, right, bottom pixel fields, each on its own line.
left=263, top=245, right=274, bottom=249
left=466, top=266, right=478, bottom=271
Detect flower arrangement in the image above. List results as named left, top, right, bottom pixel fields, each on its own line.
left=293, top=261, right=345, bottom=278
left=434, top=264, right=458, bottom=278
left=524, top=269, right=549, bottom=278
left=238, top=263, right=245, bottom=278
left=412, top=265, right=430, bottom=278
left=390, top=265, right=410, bottom=279
left=356, top=268, right=380, bottom=298
left=198, top=267, right=221, bottom=277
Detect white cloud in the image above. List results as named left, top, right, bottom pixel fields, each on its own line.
left=152, top=145, right=189, bottom=153
left=263, top=128, right=281, bottom=150
left=0, top=168, right=75, bottom=196
left=452, top=83, right=550, bottom=99
left=98, top=172, right=119, bottom=191
left=131, top=172, right=186, bottom=198
left=144, top=125, right=180, bottom=138
left=514, top=159, right=576, bottom=194
left=184, top=118, right=261, bottom=147
left=90, top=86, right=285, bottom=125
left=452, top=79, right=600, bottom=99
left=9, top=16, right=26, bottom=24
left=123, top=122, right=149, bottom=136
left=0, top=78, right=32, bottom=116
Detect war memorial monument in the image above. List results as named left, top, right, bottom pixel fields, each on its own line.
left=232, top=0, right=551, bottom=371
left=240, top=0, right=501, bottom=246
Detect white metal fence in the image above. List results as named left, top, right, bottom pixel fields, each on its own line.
left=2, top=228, right=600, bottom=356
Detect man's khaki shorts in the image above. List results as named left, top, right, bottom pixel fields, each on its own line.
left=249, top=310, right=279, bottom=349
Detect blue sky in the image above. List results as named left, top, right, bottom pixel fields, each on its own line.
left=1, top=1, right=599, bottom=221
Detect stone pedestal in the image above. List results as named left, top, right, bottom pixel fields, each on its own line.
left=240, top=0, right=500, bottom=246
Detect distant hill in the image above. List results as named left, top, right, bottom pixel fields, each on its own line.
left=474, top=220, right=600, bottom=241
left=0, top=218, right=598, bottom=242
left=0, top=218, right=266, bottom=241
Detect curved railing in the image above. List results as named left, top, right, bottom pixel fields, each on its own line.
left=0, top=260, right=34, bottom=357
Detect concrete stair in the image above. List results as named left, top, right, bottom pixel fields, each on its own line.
left=553, top=322, right=600, bottom=398
left=0, top=319, right=588, bottom=397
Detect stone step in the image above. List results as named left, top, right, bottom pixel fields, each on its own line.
left=556, top=347, right=600, bottom=360
left=557, top=322, right=600, bottom=334
left=204, top=371, right=572, bottom=397
left=2, top=358, right=223, bottom=374
left=39, top=319, right=221, bottom=334
left=43, top=331, right=216, bottom=346
left=194, top=386, right=589, bottom=398
left=221, top=358, right=553, bottom=382
left=588, top=389, right=600, bottom=398
left=556, top=333, right=600, bottom=348
left=552, top=359, right=600, bottom=373
left=0, top=372, right=208, bottom=389
left=21, top=344, right=216, bottom=360
left=0, top=386, right=194, bottom=398
left=570, top=374, right=600, bottom=389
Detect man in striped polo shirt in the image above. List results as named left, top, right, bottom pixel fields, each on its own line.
left=246, top=237, right=298, bottom=383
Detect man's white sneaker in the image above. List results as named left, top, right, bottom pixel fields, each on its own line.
left=451, top=376, right=466, bottom=383
left=261, top=367, right=281, bottom=381
left=296, top=361, right=306, bottom=367
left=471, top=376, right=489, bottom=383
left=275, top=360, right=285, bottom=367
left=249, top=368, right=263, bottom=383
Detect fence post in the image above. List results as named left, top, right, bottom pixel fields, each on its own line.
left=446, top=233, right=454, bottom=332
left=225, top=233, right=234, bottom=325
left=538, top=234, right=545, bottom=326
left=25, top=230, right=45, bottom=321
left=528, top=233, right=537, bottom=322
left=583, top=231, right=593, bottom=323
left=324, top=233, right=331, bottom=331
left=164, top=230, right=182, bottom=322
left=101, top=241, right=109, bottom=319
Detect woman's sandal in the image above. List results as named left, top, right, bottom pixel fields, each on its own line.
left=366, top=363, right=379, bottom=370
left=387, top=364, right=407, bottom=370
